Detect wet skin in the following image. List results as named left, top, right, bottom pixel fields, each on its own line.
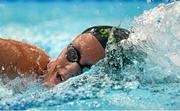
left=0, top=38, right=50, bottom=79
left=0, top=33, right=105, bottom=87
left=43, top=33, right=105, bottom=87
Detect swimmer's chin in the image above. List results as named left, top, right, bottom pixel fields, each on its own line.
left=42, top=82, right=56, bottom=88
left=42, top=73, right=61, bottom=88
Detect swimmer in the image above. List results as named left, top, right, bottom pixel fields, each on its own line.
left=0, top=26, right=130, bottom=87
left=43, top=26, right=130, bottom=87
left=0, top=38, right=50, bottom=79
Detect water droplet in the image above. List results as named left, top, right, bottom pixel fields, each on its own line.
left=2, top=66, right=5, bottom=71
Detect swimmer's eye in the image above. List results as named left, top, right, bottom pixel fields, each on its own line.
left=56, top=72, right=63, bottom=82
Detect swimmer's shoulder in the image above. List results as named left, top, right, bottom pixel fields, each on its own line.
left=0, top=38, right=50, bottom=58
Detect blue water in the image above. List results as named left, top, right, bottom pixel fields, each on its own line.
left=0, top=1, right=180, bottom=110
left=0, top=1, right=159, bottom=58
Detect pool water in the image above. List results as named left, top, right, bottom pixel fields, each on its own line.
left=0, top=1, right=180, bottom=110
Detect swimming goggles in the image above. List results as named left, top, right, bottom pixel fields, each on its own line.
left=66, top=43, right=91, bottom=71
left=66, top=44, right=81, bottom=63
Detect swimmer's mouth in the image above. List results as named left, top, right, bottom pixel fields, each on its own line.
left=56, top=72, right=64, bottom=82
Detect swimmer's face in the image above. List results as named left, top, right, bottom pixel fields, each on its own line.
left=43, top=49, right=81, bottom=88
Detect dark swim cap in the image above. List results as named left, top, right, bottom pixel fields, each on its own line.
left=81, top=25, right=130, bottom=49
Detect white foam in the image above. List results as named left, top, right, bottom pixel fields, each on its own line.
left=128, top=2, right=180, bottom=82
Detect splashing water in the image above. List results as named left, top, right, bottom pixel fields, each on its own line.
left=0, top=2, right=180, bottom=110
left=129, top=2, right=180, bottom=84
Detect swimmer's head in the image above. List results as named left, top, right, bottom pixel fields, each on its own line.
left=43, top=50, right=81, bottom=88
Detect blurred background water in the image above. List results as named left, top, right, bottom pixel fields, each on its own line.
left=0, top=0, right=179, bottom=110
left=0, top=0, right=160, bottom=58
